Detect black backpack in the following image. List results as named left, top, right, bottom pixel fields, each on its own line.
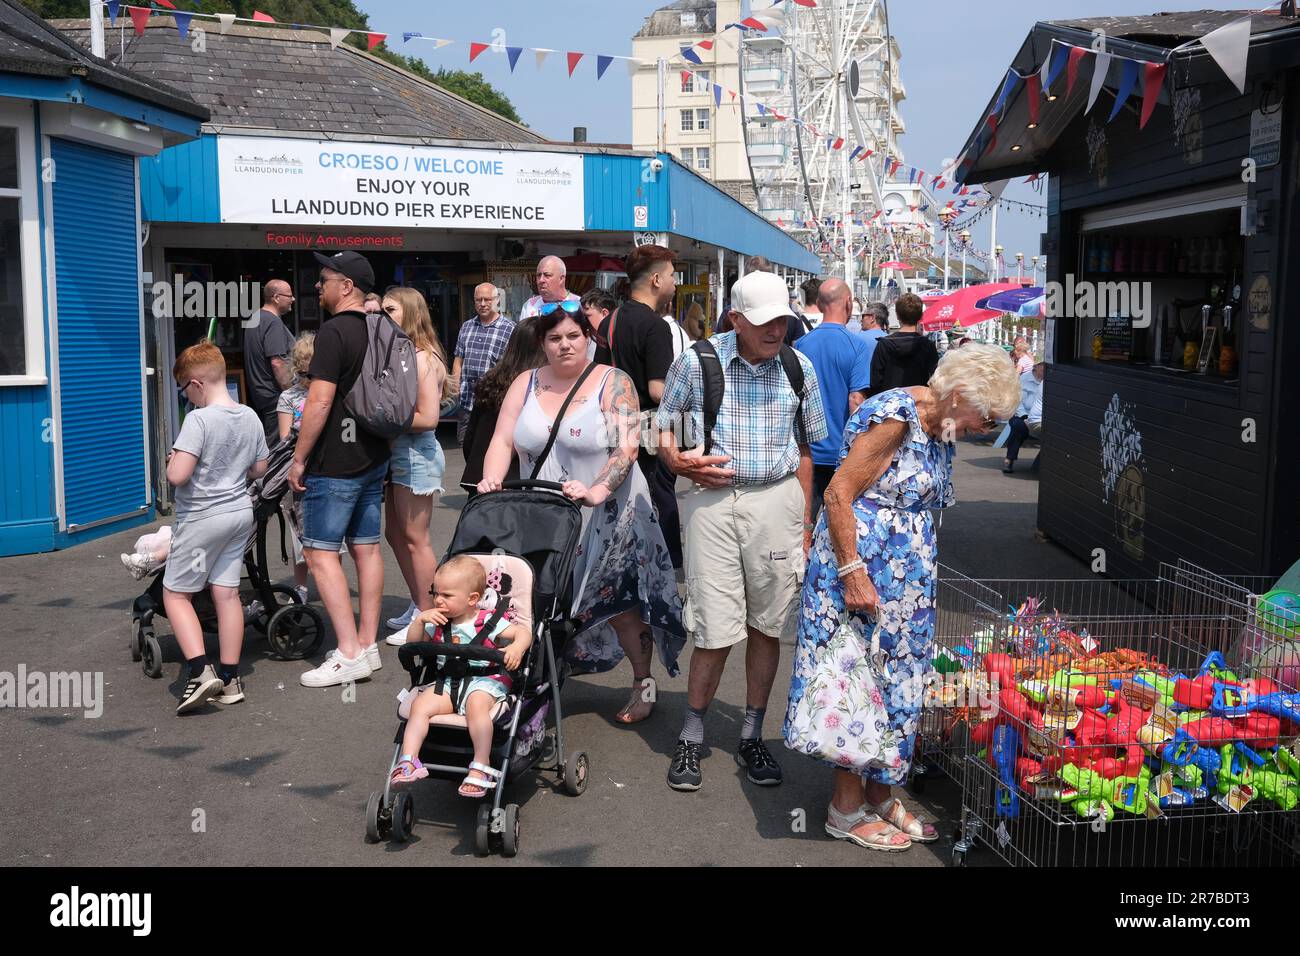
left=690, top=339, right=806, bottom=453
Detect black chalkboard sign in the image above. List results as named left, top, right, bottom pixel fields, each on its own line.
left=1099, top=313, right=1132, bottom=360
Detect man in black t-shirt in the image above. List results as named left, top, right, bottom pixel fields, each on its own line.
left=243, top=278, right=296, bottom=441
left=867, top=291, right=940, bottom=398
left=287, top=250, right=389, bottom=689
left=598, top=244, right=682, bottom=569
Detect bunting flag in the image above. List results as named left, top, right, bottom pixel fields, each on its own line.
left=107, top=0, right=120, bottom=25
left=696, top=40, right=714, bottom=51
left=535, top=48, right=552, bottom=69
left=433, top=38, right=454, bottom=50
left=681, top=47, right=702, bottom=65
left=757, top=103, right=768, bottom=116
left=713, top=83, right=722, bottom=106
left=625, top=57, right=642, bottom=76
left=1086, top=52, right=1112, bottom=114
left=680, top=70, right=691, bottom=89
left=993, top=70, right=1019, bottom=116
left=1025, top=74, right=1041, bottom=125
left=1108, top=58, right=1140, bottom=122
left=507, top=47, right=524, bottom=72
left=848, top=145, right=863, bottom=160
left=171, top=10, right=192, bottom=39
left=985, top=112, right=999, bottom=150
left=729, top=90, right=736, bottom=102
left=402, top=32, right=422, bottom=43
left=1040, top=43, right=1067, bottom=96
left=329, top=27, right=349, bottom=49
left=740, top=16, right=768, bottom=30
left=469, top=41, right=489, bottom=62
left=566, top=52, right=584, bottom=77
left=1066, top=46, right=1088, bottom=96
left=154, top=0, right=176, bottom=8
left=832, top=137, right=844, bottom=150
left=252, top=10, right=275, bottom=22
left=1140, top=62, right=1167, bottom=129
left=1199, top=18, right=1251, bottom=94
left=367, top=32, right=386, bottom=51
left=129, top=4, right=149, bottom=35
left=596, top=55, right=614, bottom=80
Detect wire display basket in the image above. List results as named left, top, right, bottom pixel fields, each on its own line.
left=930, top=561, right=1299, bottom=867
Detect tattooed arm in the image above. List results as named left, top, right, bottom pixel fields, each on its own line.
left=582, top=368, right=640, bottom=505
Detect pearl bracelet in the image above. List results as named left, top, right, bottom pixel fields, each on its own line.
left=837, top=559, right=864, bottom=579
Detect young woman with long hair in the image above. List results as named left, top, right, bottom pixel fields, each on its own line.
left=380, top=287, right=454, bottom=644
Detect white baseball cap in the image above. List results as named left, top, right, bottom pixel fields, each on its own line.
left=730, top=271, right=794, bottom=327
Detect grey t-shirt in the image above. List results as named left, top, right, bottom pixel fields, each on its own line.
left=244, top=309, right=295, bottom=414
left=172, top=404, right=270, bottom=521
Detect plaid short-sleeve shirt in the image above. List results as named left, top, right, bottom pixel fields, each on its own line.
left=455, top=313, right=517, bottom=412
left=655, top=331, right=828, bottom=486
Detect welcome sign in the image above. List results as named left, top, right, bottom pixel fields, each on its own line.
left=217, top=136, right=584, bottom=231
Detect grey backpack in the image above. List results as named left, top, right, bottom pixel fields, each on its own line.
left=343, top=313, right=419, bottom=439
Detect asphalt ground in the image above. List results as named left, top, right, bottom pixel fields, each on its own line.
left=0, top=435, right=1074, bottom=866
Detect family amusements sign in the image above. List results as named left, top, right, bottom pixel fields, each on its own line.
left=217, top=137, right=585, bottom=231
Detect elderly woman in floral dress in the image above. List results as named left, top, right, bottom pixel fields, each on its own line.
left=784, top=344, right=1020, bottom=852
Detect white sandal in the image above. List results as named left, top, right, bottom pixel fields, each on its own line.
left=826, top=803, right=912, bottom=852
left=870, top=796, right=939, bottom=843
left=458, top=761, right=501, bottom=799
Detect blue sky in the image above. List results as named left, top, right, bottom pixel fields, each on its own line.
left=362, top=0, right=1238, bottom=274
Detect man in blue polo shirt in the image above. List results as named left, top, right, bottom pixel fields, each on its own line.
left=794, top=278, right=872, bottom=520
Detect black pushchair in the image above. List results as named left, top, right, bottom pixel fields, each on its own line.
left=129, top=434, right=325, bottom=677
left=364, top=479, right=589, bottom=857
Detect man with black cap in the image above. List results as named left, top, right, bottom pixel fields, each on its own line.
left=288, top=251, right=390, bottom=688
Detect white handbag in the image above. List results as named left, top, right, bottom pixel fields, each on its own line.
left=785, top=619, right=895, bottom=773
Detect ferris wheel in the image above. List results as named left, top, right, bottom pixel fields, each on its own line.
left=740, top=0, right=903, bottom=283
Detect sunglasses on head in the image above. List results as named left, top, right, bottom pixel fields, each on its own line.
left=537, top=300, right=582, bottom=317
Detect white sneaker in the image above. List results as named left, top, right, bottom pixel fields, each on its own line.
left=384, top=627, right=411, bottom=647
left=293, top=585, right=309, bottom=604
left=120, top=552, right=158, bottom=580
left=386, top=601, right=417, bottom=631
left=299, top=650, right=372, bottom=687
left=364, top=643, right=382, bottom=671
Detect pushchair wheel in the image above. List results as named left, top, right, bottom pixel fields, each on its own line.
left=266, top=604, right=325, bottom=660
left=364, top=790, right=385, bottom=843
left=563, top=751, right=590, bottom=796
left=130, top=618, right=143, bottom=662
left=475, top=805, right=492, bottom=856
left=501, top=804, right=520, bottom=858
left=141, top=633, right=163, bottom=679
left=390, top=791, right=413, bottom=843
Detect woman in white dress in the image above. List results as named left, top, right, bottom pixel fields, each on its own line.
left=477, top=305, right=685, bottom=724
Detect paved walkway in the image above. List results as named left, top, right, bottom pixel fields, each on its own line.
left=1, top=436, right=1079, bottom=866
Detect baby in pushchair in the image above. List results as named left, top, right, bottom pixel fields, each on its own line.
left=391, top=555, right=532, bottom=798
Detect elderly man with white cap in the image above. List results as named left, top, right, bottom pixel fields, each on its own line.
left=656, top=270, right=828, bottom=793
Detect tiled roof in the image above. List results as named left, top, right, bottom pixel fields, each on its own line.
left=0, top=1, right=205, bottom=119
left=52, top=17, right=543, bottom=143
left=634, top=0, right=716, bottom=40
left=1047, top=9, right=1298, bottom=47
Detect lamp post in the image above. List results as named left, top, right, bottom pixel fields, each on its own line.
left=1016, top=251, right=1025, bottom=284
left=959, top=228, right=971, bottom=288
left=994, top=244, right=1004, bottom=282
left=939, top=208, right=957, bottom=291
left=1030, top=254, right=1040, bottom=285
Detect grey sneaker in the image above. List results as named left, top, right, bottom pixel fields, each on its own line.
left=213, top=675, right=245, bottom=705
left=177, top=665, right=223, bottom=715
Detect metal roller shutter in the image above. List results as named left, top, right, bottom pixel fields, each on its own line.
left=52, top=138, right=147, bottom=531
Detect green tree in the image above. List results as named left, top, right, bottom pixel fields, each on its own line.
left=20, top=0, right=523, bottom=125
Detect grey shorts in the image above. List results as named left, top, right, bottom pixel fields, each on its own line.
left=163, top=509, right=254, bottom=593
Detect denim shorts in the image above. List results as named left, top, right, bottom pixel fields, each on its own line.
left=390, top=431, right=446, bottom=496
left=301, top=461, right=387, bottom=550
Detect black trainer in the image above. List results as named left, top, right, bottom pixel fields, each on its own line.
left=667, top=739, right=703, bottom=791
left=736, top=737, right=783, bottom=786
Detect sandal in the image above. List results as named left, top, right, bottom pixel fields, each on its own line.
left=391, top=757, right=428, bottom=788
left=458, top=761, right=501, bottom=799
left=826, top=803, right=912, bottom=852
left=870, top=796, right=939, bottom=843
left=616, top=676, right=656, bottom=725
